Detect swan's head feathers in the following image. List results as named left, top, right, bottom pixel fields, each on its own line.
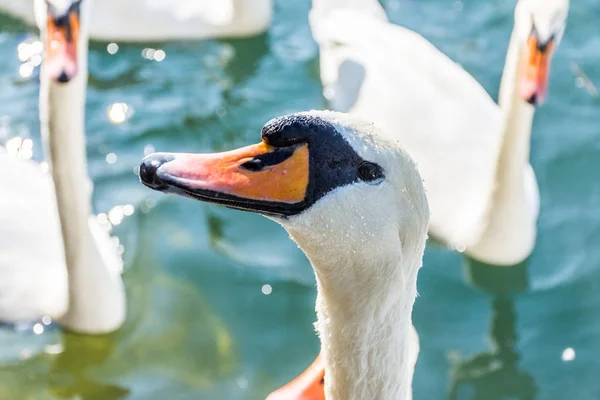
left=35, top=0, right=92, bottom=30
left=514, top=0, right=569, bottom=105
left=271, top=111, right=430, bottom=270
left=516, top=0, right=569, bottom=45
left=35, top=0, right=91, bottom=84
left=139, top=111, right=429, bottom=272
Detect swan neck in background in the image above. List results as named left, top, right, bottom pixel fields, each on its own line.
left=498, top=30, right=521, bottom=111
left=40, top=35, right=90, bottom=276
left=41, top=30, right=125, bottom=333
left=467, top=28, right=537, bottom=264
left=497, top=29, right=535, bottom=181
left=311, top=250, right=417, bottom=400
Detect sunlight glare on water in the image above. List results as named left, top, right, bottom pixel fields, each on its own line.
left=107, top=42, right=119, bottom=55
left=107, top=102, right=132, bottom=124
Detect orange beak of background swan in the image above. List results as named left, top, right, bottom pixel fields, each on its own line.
left=266, top=353, right=326, bottom=400
left=518, top=34, right=555, bottom=106
left=45, top=7, right=81, bottom=83
left=138, top=142, right=310, bottom=217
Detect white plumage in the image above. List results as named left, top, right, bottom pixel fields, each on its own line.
left=0, top=155, right=68, bottom=322
left=1, top=0, right=273, bottom=41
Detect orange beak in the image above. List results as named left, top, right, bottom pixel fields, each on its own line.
left=266, top=353, right=326, bottom=400
left=139, top=141, right=310, bottom=216
left=518, top=35, right=555, bottom=105
left=45, top=10, right=80, bottom=83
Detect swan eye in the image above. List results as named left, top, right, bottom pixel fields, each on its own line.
left=358, top=162, right=384, bottom=182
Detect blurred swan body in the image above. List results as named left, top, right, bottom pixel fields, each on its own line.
left=139, top=111, right=430, bottom=400
left=0, top=0, right=125, bottom=333
left=312, top=0, right=569, bottom=266
left=0, top=0, right=273, bottom=41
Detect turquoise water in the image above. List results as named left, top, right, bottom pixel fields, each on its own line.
left=1, top=0, right=599, bottom=399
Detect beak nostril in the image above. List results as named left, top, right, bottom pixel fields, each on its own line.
left=241, top=158, right=265, bottom=172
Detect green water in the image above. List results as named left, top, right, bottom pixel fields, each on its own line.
left=1, top=0, right=599, bottom=399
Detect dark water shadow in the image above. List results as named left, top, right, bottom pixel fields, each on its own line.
left=220, top=33, right=269, bottom=88
left=87, top=32, right=268, bottom=93
left=125, top=32, right=270, bottom=154
left=449, top=258, right=537, bottom=400
left=0, top=13, right=32, bottom=33
left=0, top=326, right=128, bottom=400
left=48, top=332, right=129, bottom=400
left=186, top=33, right=271, bottom=150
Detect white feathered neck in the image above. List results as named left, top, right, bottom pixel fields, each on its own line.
left=275, top=111, right=429, bottom=400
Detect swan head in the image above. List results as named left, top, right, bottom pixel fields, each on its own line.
left=140, top=111, right=429, bottom=273
left=514, top=0, right=569, bottom=105
left=35, top=0, right=91, bottom=83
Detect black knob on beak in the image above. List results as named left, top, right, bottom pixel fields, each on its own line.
left=56, top=71, right=71, bottom=83
left=139, top=153, right=175, bottom=191
left=525, top=93, right=538, bottom=106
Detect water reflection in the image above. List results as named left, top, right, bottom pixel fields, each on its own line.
left=465, top=257, right=529, bottom=295
left=0, top=205, right=237, bottom=399
left=449, top=259, right=536, bottom=400
left=49, top=332, right=129, bottom=399
left=221, top=33, right=269, bottom=87
left=179, top=33, right=270, bottom=151
left=103, top=210, right=238, bottom=392
left=108, top=102, right=133, bottom=124
left=570, top=63, right=598, bottom=97
left=207, top=209, right=226, bottom=249
left=0, top=328, right=128, bottom=400
left=205, top=208, right=259, bottom=266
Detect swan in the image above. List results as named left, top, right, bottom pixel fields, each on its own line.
left=1, top=0, right=273, bottom=41
left=139, top=111, right=430, bottom=400
left=0, top=0, right=125, bottom=333
left=312, top=0, right=569, bottom=266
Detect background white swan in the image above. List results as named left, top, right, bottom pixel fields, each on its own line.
left=312, top=0, right=569, bottom=266
left=139, top=111, right=430, bottom=400
left=0, top=0, right=125, bottom=333
left=1, top=0, right=273, bottom=41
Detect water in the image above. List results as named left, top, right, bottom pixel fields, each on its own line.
left=1, top=0, right=599, bottom=399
